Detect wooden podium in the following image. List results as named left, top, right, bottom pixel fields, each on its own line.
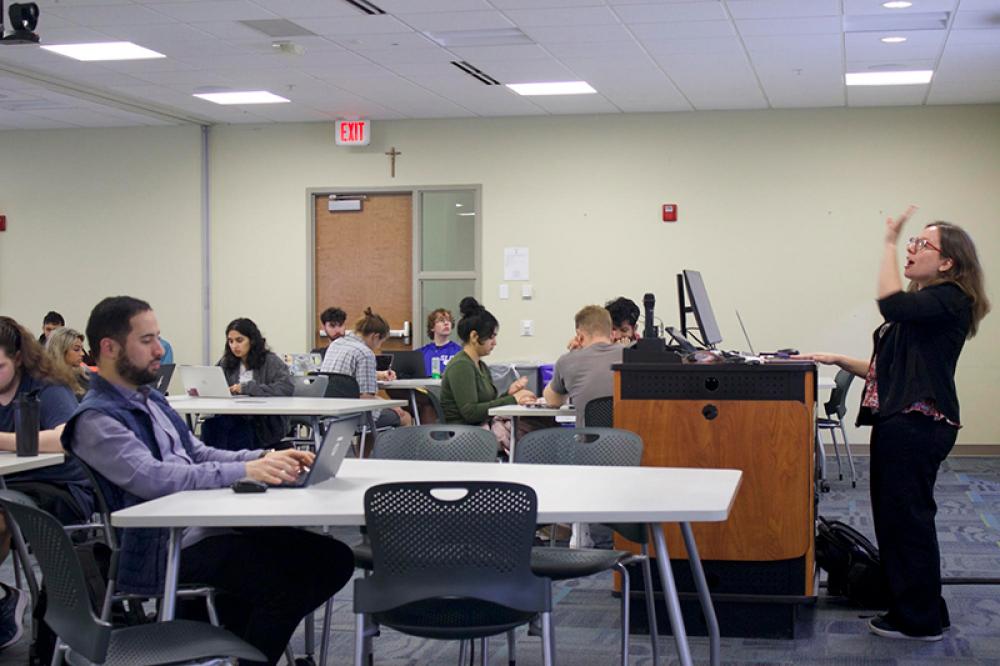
left=613, top=359, right=817, bottom=638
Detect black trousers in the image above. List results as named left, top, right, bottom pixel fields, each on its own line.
left=179, top=527, right=355, bottom=665
left=870, top=411, right=956, bottom=636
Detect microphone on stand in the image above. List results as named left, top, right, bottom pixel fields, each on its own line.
left=642, top=293, right=657, bottom=339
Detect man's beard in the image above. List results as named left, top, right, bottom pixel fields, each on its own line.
left=116, top=354, right=158, bottom=386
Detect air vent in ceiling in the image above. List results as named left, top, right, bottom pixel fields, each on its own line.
left=451, top=61, right=501, bottom=86
left=427, top=28, right=533, bottom=48
left=239, top=19, right=316, bottom=38
left=843, top=12, right=950, bottom=32
left=343, top=0, right=386, bottom=15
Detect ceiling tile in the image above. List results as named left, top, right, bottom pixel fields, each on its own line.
left=945, top=28, right=1000, bottom=46
left=522, top=23, right=633, bottom=44
left=630, top=21, right=737, bottom=41
left=615, top=2, right=728, bottom=23
left=842, top=0, right=957, bottom=14
left=148, top=1, right=279, bottom=22
left=927, top=80, right=1000, bottom=104
left=294, top=15, right=415, bottom=36
left=736, top=16, right=842, bottom=36
left=847, top=84, right=928, bottom=106
left=727, top=0, right=841, bottom=19
left=379, top=0, right=495, bottom=11
left=333, top=32, right=438, bottom=49
left=525, top=93, right=622, bottom=114
left=951, top=11, right=1000, bottom=29
left=39, top=3, right=179, bottom=26
left=394, top=11, right=515, bottom=32
left=503, top=6, right=620, bottom=27
left=448, top=44, right=552, bottom=61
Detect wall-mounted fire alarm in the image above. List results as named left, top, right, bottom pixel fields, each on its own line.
left=662, top=204, right=678, bottom=222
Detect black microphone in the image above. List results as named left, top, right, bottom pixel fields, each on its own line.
left=642, top=293, right=656, bottom=339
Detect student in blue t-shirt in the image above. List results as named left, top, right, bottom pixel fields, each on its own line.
left=419, top=308, right=462, bottom=377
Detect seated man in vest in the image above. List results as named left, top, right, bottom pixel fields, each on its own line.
left=64, top=296, right=354, bottom=665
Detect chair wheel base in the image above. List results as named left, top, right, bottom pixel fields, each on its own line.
left=820, top=482, right=831, bottom=493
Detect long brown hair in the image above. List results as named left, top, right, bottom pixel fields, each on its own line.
left=0, top=316, right=78, bottom=389
left=917, top=222, right=991, bottom=338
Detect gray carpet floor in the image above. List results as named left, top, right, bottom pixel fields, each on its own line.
left=2, top=455, right=998, bottom=665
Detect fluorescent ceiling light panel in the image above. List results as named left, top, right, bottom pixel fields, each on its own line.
left=845, top=70, right=933, bottom=85
left=881, top=36, right=908, bottom=43
left=193, top=91, right=290, bottom=105
left=882, top=1, right=912, bottom=8
left=506, top=81, right=596, bottom=96
left=41, top=42, right=166, bottom=61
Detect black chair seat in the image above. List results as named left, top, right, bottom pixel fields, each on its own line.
left=816, top=417, right=839, bottom=426
left=530, top=546, right=633, bottom=581
left=352, top=542, right=373, bottom=570
left=105, top=619, right=266, bottom=665
left=374, top=599, right=536, bottom=640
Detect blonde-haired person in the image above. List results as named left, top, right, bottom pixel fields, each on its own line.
left=544, top=305, right=623, bottom=426
left=46, top=327, right=90, bottom=399
left=419, top=308, right=462, bottom=377
left=799, top=208, right=990, bottom=642
left=321, top=308, right=412, bottom=428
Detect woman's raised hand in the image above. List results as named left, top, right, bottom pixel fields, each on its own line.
left=885, top=205, right=918, bottom=244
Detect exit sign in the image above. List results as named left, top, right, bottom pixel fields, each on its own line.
left=335, top=119, right=371, bottom=146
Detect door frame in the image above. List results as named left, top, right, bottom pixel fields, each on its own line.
left=306, top=184, right=482, bottom=351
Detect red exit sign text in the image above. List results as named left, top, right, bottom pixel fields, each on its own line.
left=335, top=119, right=371, bottom=146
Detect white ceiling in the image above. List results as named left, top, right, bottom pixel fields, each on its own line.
left=0, top=0, right=998, bottom=129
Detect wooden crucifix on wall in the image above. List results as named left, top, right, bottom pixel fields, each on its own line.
left=384, top=146, right=402, bottom=178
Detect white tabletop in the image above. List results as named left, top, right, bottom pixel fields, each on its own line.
left=488, top=404, right=574, bottom=418
left=0, top=452, right=65, bottom=476
left=166, top=396, right=404, bottom=416
left=379, top=379, right=442, bottom=389
left=112, top=458, right=741, bottom=528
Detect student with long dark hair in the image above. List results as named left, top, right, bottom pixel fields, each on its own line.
left=801, top=207, right=990, bottom=641
left=440, top=298, right=536, bottom=451
left=202, top=318, right=293, bottom=450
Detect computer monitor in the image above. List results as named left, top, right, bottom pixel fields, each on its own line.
left=678, top=270, right=723, bottom=348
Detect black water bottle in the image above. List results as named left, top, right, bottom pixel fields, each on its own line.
left=14, top=390, right=41, bottom=457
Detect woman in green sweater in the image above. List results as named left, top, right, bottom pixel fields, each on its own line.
left=440, top=297, right=536, bottom=432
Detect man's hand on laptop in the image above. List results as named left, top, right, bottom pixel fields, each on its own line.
left=245, top=449, right=315, bottom=485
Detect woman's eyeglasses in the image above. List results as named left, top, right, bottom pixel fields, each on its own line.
left=907, top=237, right=943, bottom=254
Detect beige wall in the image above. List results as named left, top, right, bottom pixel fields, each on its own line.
left=0, top=125, right=203, bottom=365
left=2, top=105, right=998, bottom=443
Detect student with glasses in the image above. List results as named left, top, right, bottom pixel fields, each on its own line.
left=800, top=206, right=990, bottom=642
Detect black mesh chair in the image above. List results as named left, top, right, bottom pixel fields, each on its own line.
left=353, top=425, right=502, bottom=660
left=74, top=460, right=220, bottom=627
left=316, top=371, right=381, bottom=458
left=816, top=370, right=857, bottom=487
left=583, top=396, right=614, bottom=428
left=0, top=491, right=265, bottom=666
left=354, top=481, right=553, bottom=666
left=514, top=427, right=660, bottom=666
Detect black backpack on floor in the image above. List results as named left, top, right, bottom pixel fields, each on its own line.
left=816, top=516, right=890, bottom=609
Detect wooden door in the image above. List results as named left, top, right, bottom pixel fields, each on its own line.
left=315, top=193, right=413, bottom=352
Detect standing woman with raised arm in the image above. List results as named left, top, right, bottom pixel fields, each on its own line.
left=801, top=206, right=990, bottom=641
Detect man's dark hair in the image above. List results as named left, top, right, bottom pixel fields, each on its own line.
left=605, top=297, right=639, bottom=329
left=456, top=297, right=499, bottom=344
left=42, top=311, right=65, bottom=327
left=320, top=307, right=347, bottom=326
left=86, top=296, right=152, bottom=361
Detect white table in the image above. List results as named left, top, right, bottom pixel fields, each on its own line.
left=378, top=379, right=442, bottom=425
left=0, top=452, right=67, bottom=608
left=113, top=458, right=741, bottom=666
left=167, top=396, right=405, bottom=447
left=487, top=404, right=574, bottom=461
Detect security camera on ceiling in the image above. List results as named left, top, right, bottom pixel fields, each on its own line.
left=1, top=2, right=40, bottom=45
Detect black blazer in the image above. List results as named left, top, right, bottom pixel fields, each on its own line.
left=858, top=282, right=971, bottom=426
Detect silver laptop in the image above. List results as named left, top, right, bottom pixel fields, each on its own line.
left=279, top=418, right=354, bottom=488
left=179, top=365, right=233, bottom=398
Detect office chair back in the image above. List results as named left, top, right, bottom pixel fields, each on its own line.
left=0, top=491, right=111, bottom=663
left=356, top=481, right=551, bottom=632
left=293, top=374, right=329, bottom=398
left=514, top=427, right=646, bottom=543
left=318, top=372, right=362, bottom=399
left=583, top=396, right=614, bottom=428
left=824, top=369, right=855, bottom=421
left=514, top=427, right=642, bottom=468
left=372, top=425, right=496, bottom=462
